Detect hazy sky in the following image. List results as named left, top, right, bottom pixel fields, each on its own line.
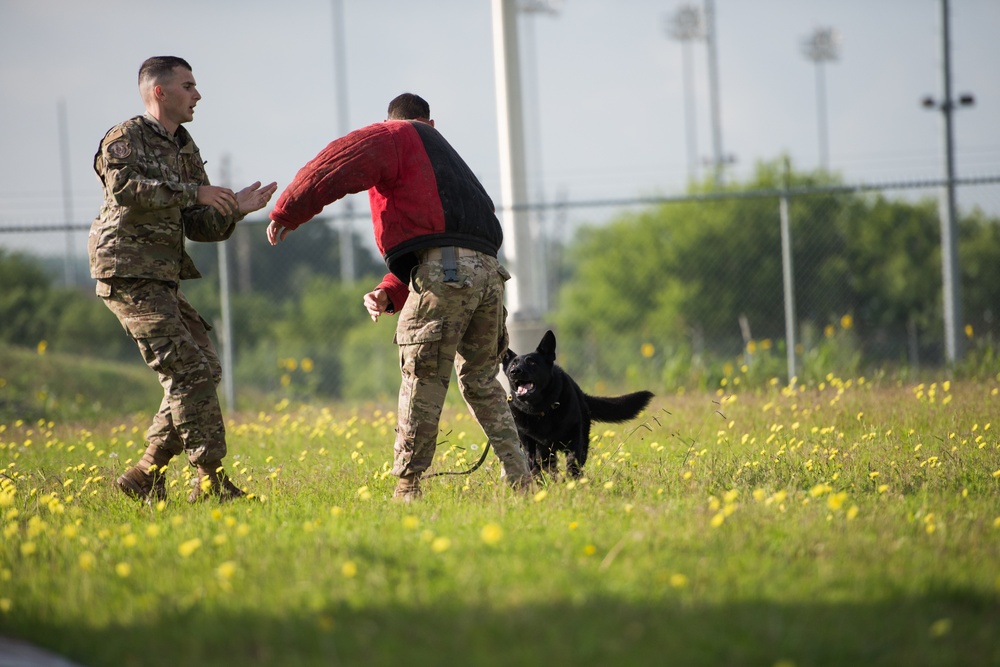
left=1, top=0, right=998, bottom=260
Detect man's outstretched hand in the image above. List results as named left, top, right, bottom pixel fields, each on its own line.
left=236, top=181, right=278, bottom=214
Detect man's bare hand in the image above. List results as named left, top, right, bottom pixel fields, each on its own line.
left=197, top=185, right=238, bottom=215
left=236, top=181, right=278, bottom=214
left=266, top=219, right=291, bottom=245
left=364, top=289, right=389, bottom=322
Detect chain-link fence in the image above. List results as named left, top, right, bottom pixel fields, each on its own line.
left=531, top=175, right=1000, bottom=392
left=2, top=175, right=999, bottom=408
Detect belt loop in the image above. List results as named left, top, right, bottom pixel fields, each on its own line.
left=441, top=246, right=459, bottom=283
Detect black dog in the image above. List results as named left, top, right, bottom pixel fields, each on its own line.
left=502, top=330, right=654, bottom=479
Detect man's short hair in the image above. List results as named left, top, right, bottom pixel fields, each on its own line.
left=387, top=93, right=430, bottom=121
left=138, top=56, right=192, bottom=90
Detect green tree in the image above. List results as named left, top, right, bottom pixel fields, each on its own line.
left=552, top=160, right=1000, bottom=386
left=554, top=160, right=855, bottom=381
left=0, top=249, right=53, bottom=346
left=960, top=206, right=1000, bottom=340
left=234, top=276, right=377, bottom=399
left=839, top=195, right=943, bottom=358
left=187, top=216, right=384, bottom=299
left=50, top=294, right=135, bottom=361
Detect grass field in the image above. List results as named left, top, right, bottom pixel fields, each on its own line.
left=0, top=345, right=161, bottom=424
left=1, top=377, right=999, bottom=666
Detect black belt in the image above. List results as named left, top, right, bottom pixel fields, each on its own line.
left=419, top=246, right=480, bottom=283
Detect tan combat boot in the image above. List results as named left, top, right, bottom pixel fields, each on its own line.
left=498, top=451, right=535, bottom=494
left=392, top=473, right=422, bottom=502
left=188, top=461, right=246, bottom=503
left=506, top=472, right=536, bottom=495
left=116, top=444, right=172, bottom=502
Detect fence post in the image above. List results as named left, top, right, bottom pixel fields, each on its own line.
left=216, top=154, right=235, bottom=414
left=779, top=188, right=798, bottom=383
left=217, top=240, right=235, bottom=414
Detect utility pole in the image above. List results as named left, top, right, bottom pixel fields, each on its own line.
left=921, top=0, right=974, bottom=364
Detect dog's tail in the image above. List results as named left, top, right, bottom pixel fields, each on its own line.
left=585, top=390, right=654, bottom=423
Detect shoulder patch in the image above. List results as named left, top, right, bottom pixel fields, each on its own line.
left=107, top=140, right=132, bottom=159
left=105, top=125, right=127, bottom=142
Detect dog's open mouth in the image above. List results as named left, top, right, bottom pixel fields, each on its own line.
left=514, top=382, right=535, bottom=397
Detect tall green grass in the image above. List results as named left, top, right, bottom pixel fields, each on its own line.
left=1, top=378, right=998, bottom=666
left=0, top=344, right=160, bottom=423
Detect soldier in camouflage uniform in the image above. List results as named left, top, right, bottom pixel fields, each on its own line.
left=266, top=93, right=532, bottom=501
left=90, top=56, right=277, bottom=503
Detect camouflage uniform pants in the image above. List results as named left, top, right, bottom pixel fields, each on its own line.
left=99, top=277, right=226, bottom=466
left=392, top=249, right=531, bottom=484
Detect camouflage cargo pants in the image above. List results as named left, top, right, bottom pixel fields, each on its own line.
left=98, top=277, right=227, bottom=465
left=392, top=248, right=531, bottom=484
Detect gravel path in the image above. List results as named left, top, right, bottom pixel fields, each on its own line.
left=0, top=637, right=86, bottom=667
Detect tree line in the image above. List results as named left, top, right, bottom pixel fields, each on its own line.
left=2, top=160, right=999, bottom=401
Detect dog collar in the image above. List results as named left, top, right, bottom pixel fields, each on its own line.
left=508, top=395, right=560, bottom=416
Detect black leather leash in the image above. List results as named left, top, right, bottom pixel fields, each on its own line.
left=423, top=442, right=492, bottom=479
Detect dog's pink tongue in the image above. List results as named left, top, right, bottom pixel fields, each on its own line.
left=516, top=383, right=533, bottom=396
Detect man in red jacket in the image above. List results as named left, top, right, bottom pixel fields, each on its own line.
left=267, top=93, right=532, bottom=500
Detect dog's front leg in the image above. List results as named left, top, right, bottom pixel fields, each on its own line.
left=538, top=443, right=561, bottom=479
left=524, top=437, right=544, bottom=480
left=565, top=450, right=582, bottom=478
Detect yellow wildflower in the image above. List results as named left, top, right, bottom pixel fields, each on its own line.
left=480, top=523, right=503, bottom=545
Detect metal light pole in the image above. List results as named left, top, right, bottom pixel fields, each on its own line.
left=492, top=0, right=548, bottom=355
left=801, top=27, right=840, bottom=172
left=332, top=0, right=355, bottom=283
left=703, top=0, right=725, bottom=186
left=519, top=0, right=560, bottom=314
left=665, top=5, right=704, bottom=184
left=922, top=0, right=974, bottom=364
left=57, top=99, right=74, bottom=286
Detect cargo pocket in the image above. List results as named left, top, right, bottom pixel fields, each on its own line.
left=394, top=319, right=444, bottom=379
left=120, top=312, right=183, bottom=340
left=136, top=336, right=177, bottom=375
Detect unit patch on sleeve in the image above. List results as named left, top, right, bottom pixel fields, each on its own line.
left=107, top=140, right=132, bottom=159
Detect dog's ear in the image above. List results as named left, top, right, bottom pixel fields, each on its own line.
left=537, top=330, right=556, bottom=362
left=502, top=348, right=516, bottom=369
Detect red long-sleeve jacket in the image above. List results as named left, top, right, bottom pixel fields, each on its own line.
left=269, top=120, right=503, bottom=311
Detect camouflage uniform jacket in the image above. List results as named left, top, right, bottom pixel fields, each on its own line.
left=89, top=113, right=244, bottom=283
